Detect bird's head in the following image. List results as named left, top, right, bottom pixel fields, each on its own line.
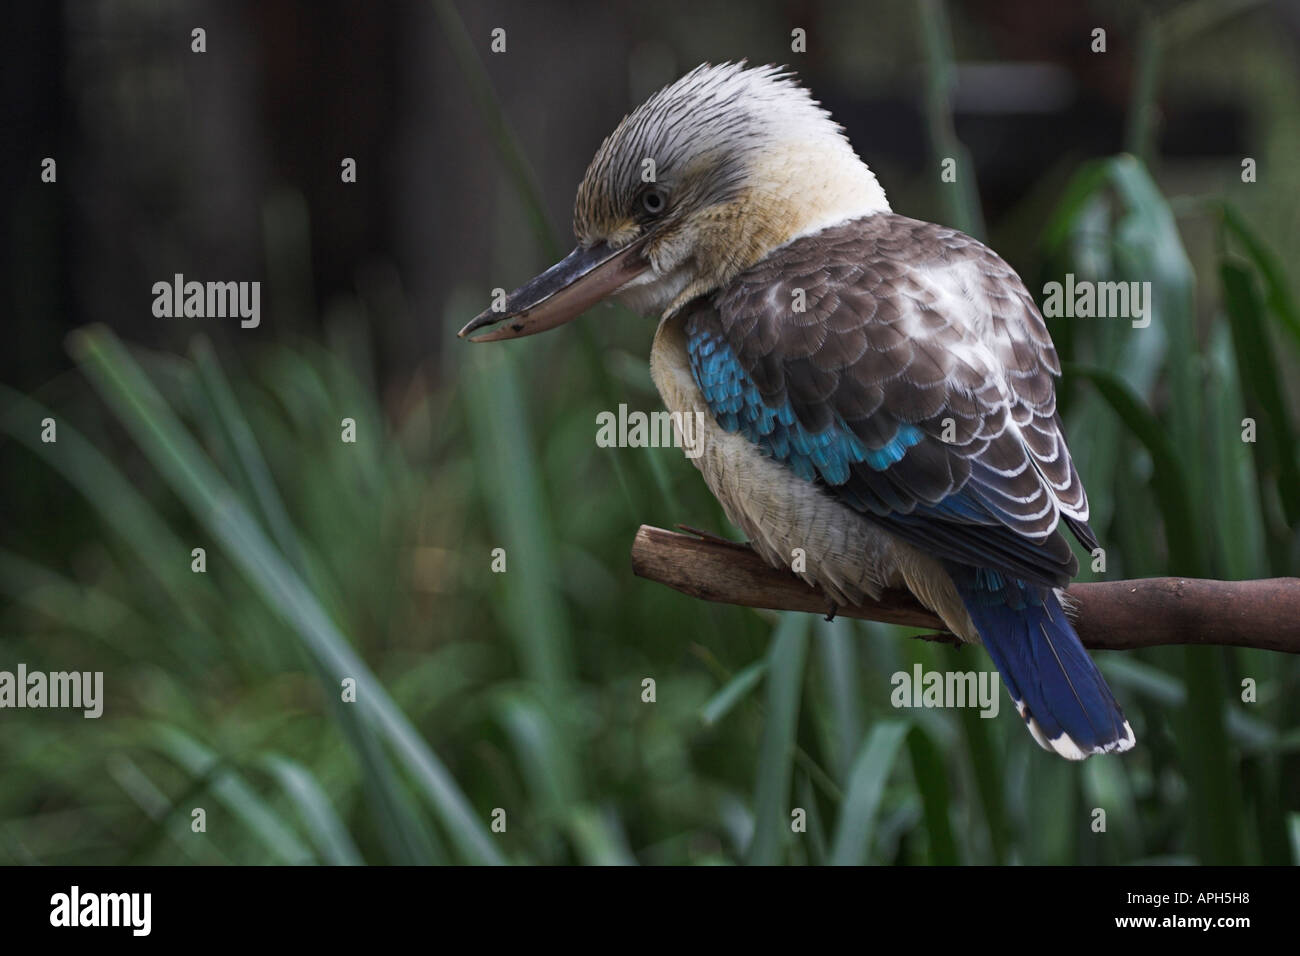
left=460, top=62, right=889, bottom=342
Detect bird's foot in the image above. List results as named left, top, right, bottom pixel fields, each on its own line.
left=824, top=599, right=839, bottom=623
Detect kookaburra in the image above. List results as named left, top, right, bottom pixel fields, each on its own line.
left=461, top=62, right=1134, bottom=759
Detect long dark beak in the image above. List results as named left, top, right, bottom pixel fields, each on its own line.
left=458, top=239, right=650, bottom=342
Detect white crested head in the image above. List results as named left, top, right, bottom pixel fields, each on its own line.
left=573, top=62, right=890, bottom=316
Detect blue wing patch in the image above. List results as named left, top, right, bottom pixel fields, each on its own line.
left=689, top=325, right=924, bottom=483
left=686, top=321, right=1071, bottom=587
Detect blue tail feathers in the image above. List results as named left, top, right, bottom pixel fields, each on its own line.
left=948, top=564, right=1134, bottom=759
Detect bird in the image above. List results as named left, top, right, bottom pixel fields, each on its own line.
left=460, top=62, right=1135, bottom=759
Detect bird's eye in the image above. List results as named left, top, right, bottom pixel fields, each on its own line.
left=641, top=187, right=667, bottom=216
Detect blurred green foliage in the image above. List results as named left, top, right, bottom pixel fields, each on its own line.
left=1, top=0, right=1297, bottom=865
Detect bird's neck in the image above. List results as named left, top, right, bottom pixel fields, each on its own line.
left=664, top=144, right=890, bottom=316
left=750, top=139, right=891, bottom=246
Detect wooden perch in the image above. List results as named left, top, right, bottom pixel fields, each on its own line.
left=630, top=525, right=1300, bottom=654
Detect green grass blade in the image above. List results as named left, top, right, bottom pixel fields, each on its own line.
left=494, top=691, right=579, bottom=831
left=746, top=613, right=810, bottom=865
left=905, top=724, right=959, bottom=864
left=1220, top=261, right=1300, bottom=528
left=326, top=687, right=446, bottom=866
left=69, top=326, right=504, bottom=865
left=945, top=644, right=1010, bottom=864
left=190, top=337, right=312, bottom=573
left=0, top=386, right=220, bottom=643
left=700, top=658, right=767, bottom=728
left=260, top=754, right=365, bottom=866
left=1067, top=364, right=1205, bottom=575
left=152, top=725, right=315, bottom=865
left=462, top=344, right=572, bottom=689
left=815, top=618, right=863, bottom=779
left=1222, top=203, right=1300, bottom=349
left=916, top=0, right=985, bottom=239
left=829, top=720, right=910, bottom=865
left=565, top=806, right=637, bottom=866
left=1179, top=650, right=1244, bottom=863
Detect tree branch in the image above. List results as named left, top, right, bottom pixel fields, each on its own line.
left=630, top=525, right=1300, bottom=654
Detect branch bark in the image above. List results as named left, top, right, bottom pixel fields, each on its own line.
left=630, top=525, right=1300, bottom=654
